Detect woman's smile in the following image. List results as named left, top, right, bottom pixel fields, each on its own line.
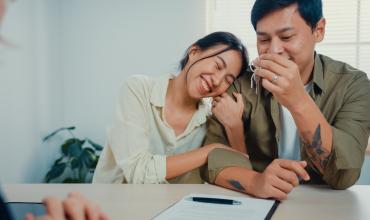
left=198, top=75, right=212, bottom=95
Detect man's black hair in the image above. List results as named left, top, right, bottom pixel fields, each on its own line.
left=251, top=0, right=323, bottom=30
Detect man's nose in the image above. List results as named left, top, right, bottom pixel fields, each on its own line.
left=268, top=38, right=284, bottom=54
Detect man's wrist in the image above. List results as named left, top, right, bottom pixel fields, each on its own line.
left=289, top=92, right=314, bottom=115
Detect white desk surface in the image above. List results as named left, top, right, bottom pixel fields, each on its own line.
left=3, top=184, right=370, bottom=220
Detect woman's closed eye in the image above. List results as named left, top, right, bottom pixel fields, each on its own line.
left=215, top=61, right=222, bottom=70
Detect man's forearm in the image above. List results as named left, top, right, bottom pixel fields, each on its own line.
left=303, top=124, right=331, bottom=174
left=290, top=94, right=332, bottom=173
left=215, top=167, right=256, bottom=194
left=290, top=93, right=333, bottom=152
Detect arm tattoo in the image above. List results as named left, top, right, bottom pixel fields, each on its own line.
left=227, top=179, right=246, bottom=192
left=304, top=124, right=330, bottom=174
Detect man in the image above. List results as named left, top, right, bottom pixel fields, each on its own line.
left=204, top=0, right=370, bottom=200
left=0, top=0, right=108, bottom=219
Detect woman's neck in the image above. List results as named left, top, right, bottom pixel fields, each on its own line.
left=166, top=71, right=198, bottom=111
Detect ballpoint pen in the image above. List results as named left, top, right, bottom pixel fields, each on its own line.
left=190, top=197, right=242, bottom=205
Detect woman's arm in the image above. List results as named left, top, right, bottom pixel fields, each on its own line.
left=224, top=121, right=247, bottom=154
left=166, top=143, right=231, bottom=180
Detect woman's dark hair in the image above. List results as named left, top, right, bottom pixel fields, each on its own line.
left=179, top=31, right=249, bottom=78
left=251, top=0, right=323, bottom=31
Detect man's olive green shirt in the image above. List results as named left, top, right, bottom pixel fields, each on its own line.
left=204, top=53, right=370, bottom=189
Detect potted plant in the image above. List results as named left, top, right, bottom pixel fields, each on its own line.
left=43, top=126, right=103, bottom=183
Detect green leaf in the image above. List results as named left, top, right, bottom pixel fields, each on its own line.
left=45, top=163, right=67, bottom=182
left=53, top=156, right=64, bottom=165
left=81, top=149, right=97, bottom=168
left=86, top=155, right=99, bottom=170
left=63, top=178, right=81, bottom=183
left=84, top=147, right=95, bottom=154
left=71, top=158, right=81, bottom=169
left=61, top=139, right=75, bottom=155
left=91, top=156, right=99, bottom=168
left=87, top=139, right=103, bottom=151
left=68, top=142, right=83, bottom=157
left=43, top=126, right=76, bottom=142
left=61, top=138, right=84, bottom=157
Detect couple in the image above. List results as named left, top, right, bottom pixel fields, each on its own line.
left=1, top=0, right=367, bottom=219
left=93, top=0, right=370, bottom=200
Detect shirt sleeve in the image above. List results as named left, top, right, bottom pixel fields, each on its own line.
left=106, top=76, right=168, bottom=184
left=201, top=148, right=253, bottom=183
left=320, top=73, right=370, bottom=189
left=202, top=115, right=253, bottom=183
left=203, top=115, right=230, bottom=146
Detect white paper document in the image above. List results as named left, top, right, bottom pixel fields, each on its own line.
left=153, top=193, right=277, bottom=220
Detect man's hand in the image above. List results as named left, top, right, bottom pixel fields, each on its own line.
left=24, top=192, right=108, bottom=220
left=254, top=53, right=310, bottom=112
left=215, top=159, right=310, bottom=201
left=249, top=159, right=310, bottom=200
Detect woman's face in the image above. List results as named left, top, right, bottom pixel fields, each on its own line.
left=185, top=45, right=242, bottom=99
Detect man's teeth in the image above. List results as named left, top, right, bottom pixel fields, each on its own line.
left=202, top=79, right=210, bottom=92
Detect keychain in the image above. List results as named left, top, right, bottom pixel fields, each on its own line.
left=250, top=61, right=260, bottom=94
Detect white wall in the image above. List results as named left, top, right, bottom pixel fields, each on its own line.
left=0, top=0, right=206, bottom=183
left=59, top=0, right=206, bottom=145
left=0, top=0, right=60, bottom=183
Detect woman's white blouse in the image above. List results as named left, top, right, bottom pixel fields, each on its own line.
left=93, top=74, right=211, bottom=184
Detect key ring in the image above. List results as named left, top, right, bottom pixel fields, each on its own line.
left=249, top=61, right=260, bottom=94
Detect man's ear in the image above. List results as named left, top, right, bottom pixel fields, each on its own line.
left=314, top=18, right=326, bottom=43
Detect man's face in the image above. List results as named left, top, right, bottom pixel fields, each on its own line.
left=256, top=4, right=325, bottom=76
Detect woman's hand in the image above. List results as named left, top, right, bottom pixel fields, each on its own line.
left=211, top=92, right=247, bottom=154
left=212, top=92, right=244, bottom=129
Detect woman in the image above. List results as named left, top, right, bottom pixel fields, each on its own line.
left=93, top=31, right=249, bottom=184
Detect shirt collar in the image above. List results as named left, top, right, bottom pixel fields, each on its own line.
left=311, top=52, right=325, bottom=94
left=150, top=73, right=211, bottom=127
left=150, top=73, right=174, bottom=107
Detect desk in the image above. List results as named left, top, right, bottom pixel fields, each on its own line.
left=3, top=184, right=370, bottom=220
